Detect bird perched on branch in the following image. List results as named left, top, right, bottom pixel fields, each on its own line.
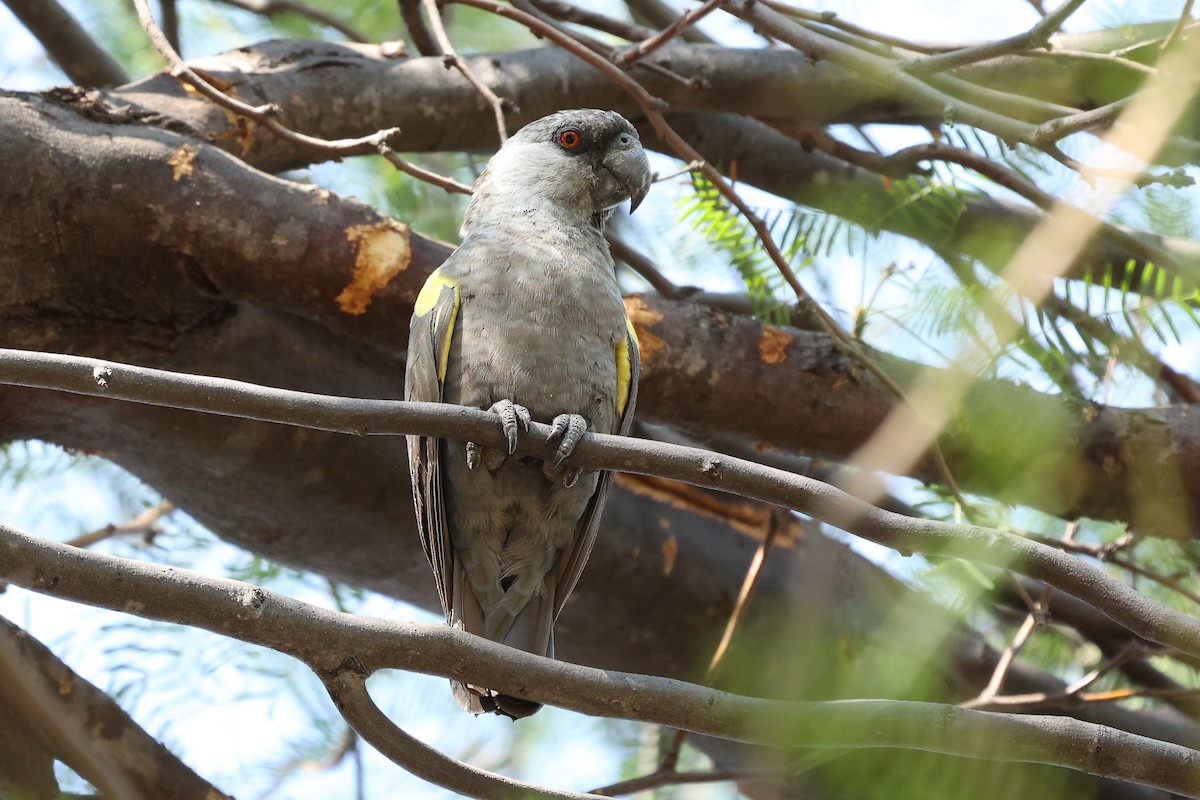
left=405, top=109, right=650, bottom=718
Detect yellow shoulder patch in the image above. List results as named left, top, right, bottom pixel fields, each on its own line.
left=616, top=315, right=639, bottom=416
left=414, top=267, right=460, bottom=382
left=414, top=267, right=457, bottom=316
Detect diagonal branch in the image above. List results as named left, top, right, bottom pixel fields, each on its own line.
left=132, top=0, right=470, bottom=192
left=612, top=0, right=723, bottom=67
left=131, top=0, right=400, bottom=159
left=421, top=0, right=512, bottom=143
left=0, top=615, right=231, bottom=800
left=622, top=0, right=715, bottom=43
left=903, top=0, right=1089, bottom=75
left=2, top=0, right=128, bottom=86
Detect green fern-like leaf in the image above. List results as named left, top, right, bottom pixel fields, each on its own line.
left=679, top=174, right=805, bottom=325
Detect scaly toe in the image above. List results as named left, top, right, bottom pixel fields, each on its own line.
left=465, top=441, right=481, bottom=470
left=547, top=413, right=588, bottom=468
left=489, top=400, right=531, bottom=454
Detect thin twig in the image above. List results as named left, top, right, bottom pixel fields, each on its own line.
left=1063, top=641, right=1148, bottom=695
left=606, top=234, right=697, bottom=299
left=592, top=510, right=785, bottom=795
left=592, top=766, right=779, bottom=796
left=65, top=500, right=175, bottom=550
left=623, top=0, right=715, bottom=44
left=1033, top=534, right=1200, bottom=608
left=612, top=0, right=723, bottom=67
left=135, top=0, right=467, bottom=194
left=377, top=145, right=473, bottom=194
left=212, top=0, right=371, bottom=42
left=421, top=0, right=512, bottom=143
left=706, top=512, right=783, bottom=680
left=1017, top=47, right=1157, bottom=76
left=758, top=3, right=945, bottom=55
left=904, top=0, right=1088, bottom=75
left=131, top=0, right=401, bottom=159
left=509, top=0, right=705, bottom=89
left=970, top=584, right=1053, bottom=705
left=966, top=642, right=1155, bottom=712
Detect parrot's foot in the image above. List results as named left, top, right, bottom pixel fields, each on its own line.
left=467, top=400, right=530, bottom=470
left=544, top=413, right=587, bottom=486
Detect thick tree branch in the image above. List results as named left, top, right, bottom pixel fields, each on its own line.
left=2, top=0, right=129, bottom=86
left=92, top=43, right=1200, bottom=292
left=1, top=521, right=1197, bottom=798
left=0, top=616, right=231, bottom=800
left=3, top=87, right=1200, bottom=532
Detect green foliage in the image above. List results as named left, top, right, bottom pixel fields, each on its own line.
left=377, top=153, right=475, bottom=244
left=872, top=164, right=967, bottom=248
left=678, top=172, right=811, bottom=325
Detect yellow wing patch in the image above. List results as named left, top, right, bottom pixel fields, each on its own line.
left=415, top=267, right=461, bottom=381
left=616, top=314, right=639, bottom=416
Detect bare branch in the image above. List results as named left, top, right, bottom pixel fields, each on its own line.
left=399, top=0, right=442, bottom=54
left=325, top=671, right=600, bottom=799
left=2, top=520, right=1199, bottom=797
left=421, top=0, right=513, bottom=143
left=903, top=0, right=1089, bottom=75
left=1, top=0, right=128, bottom=86
left=612, top=0, right=723, bottom=67
left=759, top=3, right=943, bottom=54
left=377, top=144, right=474, bottom=194
left=969, top=584, right=1054, bottom=705
left=131, top=0, right=403, bottom=160
left=65, top=500, right=175, bottom=549
left=6, top=349, right=1200, bottom=663
left=0, top=615, right=231, bottom=800
left=623, top=0, right=715, bottom=44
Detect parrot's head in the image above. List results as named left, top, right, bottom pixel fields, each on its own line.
left=463, top=109, right=651, bottom=234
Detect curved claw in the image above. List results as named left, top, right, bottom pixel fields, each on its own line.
left=489, top=400, right=531, bottom=455
left=547, top=413, right=588, bottom=468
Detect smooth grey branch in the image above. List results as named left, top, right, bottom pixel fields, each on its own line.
left=4, top=347, right=1200, bottom=662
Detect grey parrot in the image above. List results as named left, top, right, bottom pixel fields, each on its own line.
left=405, top=109, right=650, bottom=718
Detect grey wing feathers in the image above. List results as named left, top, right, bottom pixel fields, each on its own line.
left=549, top=321, right=641, bottom=620
left=405, top=280, right=460, bottom=622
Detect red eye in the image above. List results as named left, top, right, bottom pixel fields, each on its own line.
left=558, top=129, right=582, bottom=149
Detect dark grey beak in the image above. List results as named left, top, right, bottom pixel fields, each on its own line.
left=603, top=144, right=652, bottom=213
